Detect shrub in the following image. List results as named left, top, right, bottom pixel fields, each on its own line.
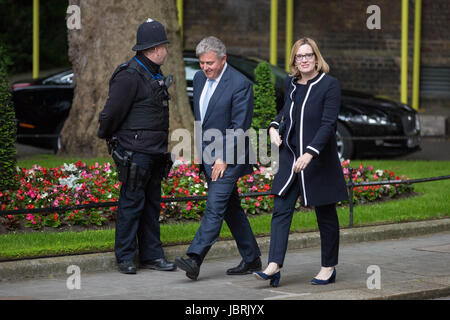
left=252, top=61, right=277, bottom=131
left=0, top=42, right=18, bottom=191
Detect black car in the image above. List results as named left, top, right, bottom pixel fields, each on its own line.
left=12, top=52, right=420, bottom=159
left=12, top=70, right=73, bottom=152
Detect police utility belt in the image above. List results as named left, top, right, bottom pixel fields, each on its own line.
left=108, top=137, right=173, bottom=192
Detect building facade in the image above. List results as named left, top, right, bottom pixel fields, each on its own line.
left=182, top=0, right=450, bottom=109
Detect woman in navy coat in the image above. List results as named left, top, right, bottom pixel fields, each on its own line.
left=254, top=38, right=348, bottom=287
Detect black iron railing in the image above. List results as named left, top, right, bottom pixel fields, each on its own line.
left=1, top=173, right=449, bottom=227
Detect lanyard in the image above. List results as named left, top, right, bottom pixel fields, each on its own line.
left=133, top=57, right=163, bottom=80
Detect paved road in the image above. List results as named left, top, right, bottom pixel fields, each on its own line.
left=1, top=231, right=449, bottom=301
left=16, top=143, right=53, bottom=160
left=394, top=137, right=450, bottom=161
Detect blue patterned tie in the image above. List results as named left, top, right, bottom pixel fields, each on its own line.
left=201, top=79, right=214, bottom=122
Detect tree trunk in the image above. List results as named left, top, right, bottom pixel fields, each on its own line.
left=62, top=0, right=193, bottom=157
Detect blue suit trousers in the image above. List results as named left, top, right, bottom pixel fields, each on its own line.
left=187, top=177, right=261, bottom=264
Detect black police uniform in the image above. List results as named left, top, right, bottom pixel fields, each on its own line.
left=97, top=19, right=175, bottom=274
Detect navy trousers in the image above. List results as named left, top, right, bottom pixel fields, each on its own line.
left=187, top=176, right=261, bottom=264
left=269, top=177, right=340, bottom=267
left=114, top=148, right=166, bottom=263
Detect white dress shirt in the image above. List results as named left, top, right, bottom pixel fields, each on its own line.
left=199, top=62, right=228, bottom=122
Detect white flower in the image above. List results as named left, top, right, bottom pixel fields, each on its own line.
left=173, top=159, right=190, bottom=167
left=376, top=170, right=383, bottom=177
left=62, top=163, right=77, bottom=172
left=58, top=174, right=80, bottom=189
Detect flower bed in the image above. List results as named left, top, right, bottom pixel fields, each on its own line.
left=0, top=160, right=414, bottom=232
left=341, top=160, right=414, bottom=204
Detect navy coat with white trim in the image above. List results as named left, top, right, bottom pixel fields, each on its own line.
left=269, top=72, right=348, bottom=207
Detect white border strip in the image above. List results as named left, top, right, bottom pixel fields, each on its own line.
left=299, top=73, right=326, bottom=205
left=307, top=146, right=320, bottom=155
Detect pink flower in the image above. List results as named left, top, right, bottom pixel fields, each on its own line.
left=27, top=190, right=36, bottom=198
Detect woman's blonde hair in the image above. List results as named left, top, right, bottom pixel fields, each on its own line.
left=288, top=37, right=329, bottom=79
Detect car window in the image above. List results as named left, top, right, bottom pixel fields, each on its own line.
left=185, top=58, right=200, bottom=81
left=226, top=56, right=258, bottom=82
left=43, top=71, right=73, bottom=85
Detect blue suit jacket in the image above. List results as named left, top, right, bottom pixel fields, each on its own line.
left=193, top=65, right=255, bottom=182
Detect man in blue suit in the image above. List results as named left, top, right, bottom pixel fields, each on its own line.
left=175, top=37, right=261, bottom=280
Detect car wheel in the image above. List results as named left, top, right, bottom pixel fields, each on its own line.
left=336, top=122, right=354, bottom=160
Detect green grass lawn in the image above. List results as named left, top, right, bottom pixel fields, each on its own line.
left=1, top=158, right=449, bottom=261
left=16, top=154, right=111, bottom=169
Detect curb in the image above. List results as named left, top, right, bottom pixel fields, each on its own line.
left=1, top=218, right=450, bottom=284
left=279, top=276, right=450, bottom=300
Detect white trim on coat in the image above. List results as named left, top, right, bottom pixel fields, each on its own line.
left=278, top=80, right=298, bottom=196
left=307, top=145, right=320, bottom=155
left=299, top=73, right=326, bottom=205
left=269, top=121, right=279, bottom=127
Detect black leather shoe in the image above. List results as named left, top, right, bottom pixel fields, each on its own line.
left=118, top=261, right=136, bottom=274
left=226, top=257, right=262, bottom=275
left=175, top=256, right=200, bottom=280
left=140, top=258, right=177, bottom=271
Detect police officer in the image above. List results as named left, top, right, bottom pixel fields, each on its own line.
left=98, top=19, right=176, bottom=274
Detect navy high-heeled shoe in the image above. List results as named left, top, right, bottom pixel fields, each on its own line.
left=253, top=271, right=281, bottom=287
left=311, top=268, right=336, bottom=285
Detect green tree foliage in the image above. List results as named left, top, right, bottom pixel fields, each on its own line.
left=0, top=0, right=69, bottom=74
left=252, top=61, right=277, bottom=131
left=0, top=42, right=18, bottom=191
